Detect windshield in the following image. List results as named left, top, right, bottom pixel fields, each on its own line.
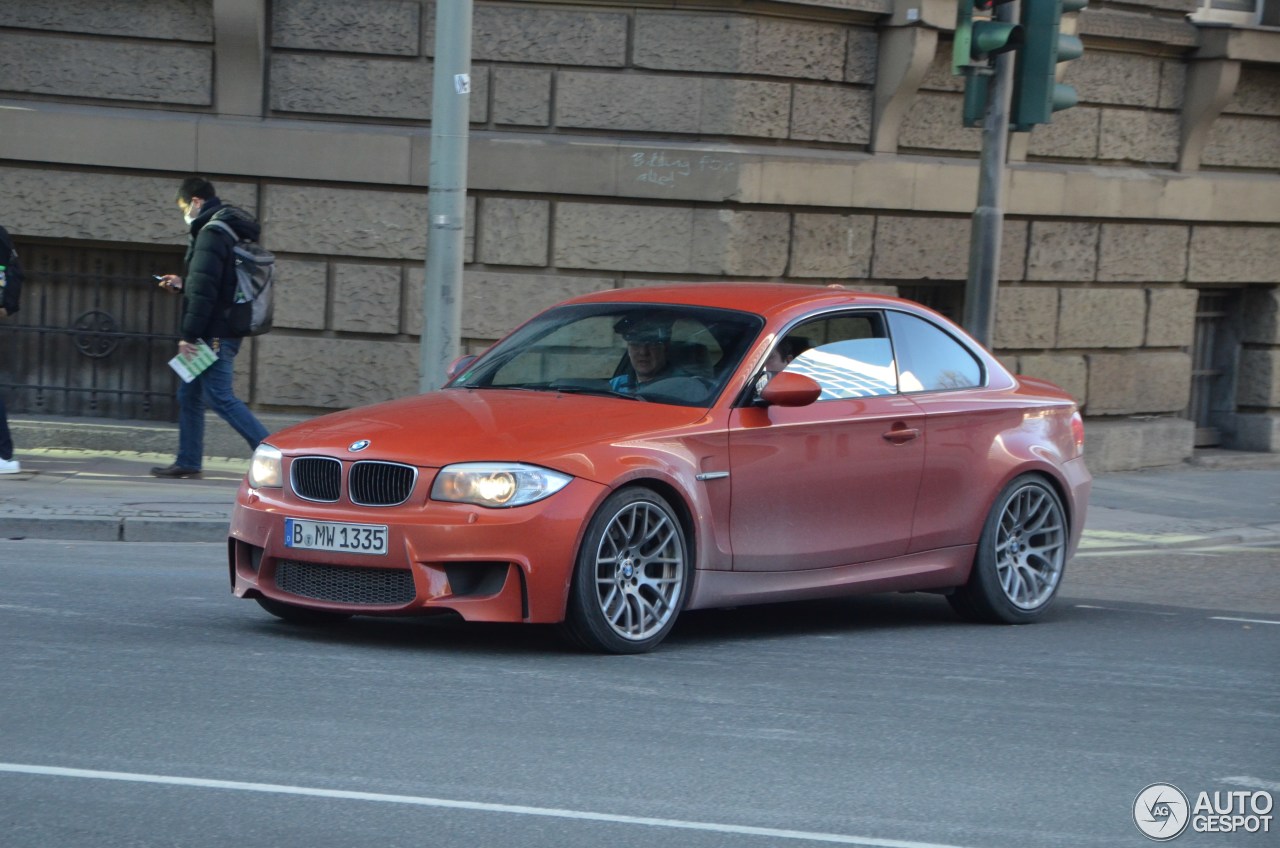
left=449, top=302, right=764, bottom=407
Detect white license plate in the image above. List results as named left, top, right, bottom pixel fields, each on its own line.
left=284, top=518, right=388, bottom=555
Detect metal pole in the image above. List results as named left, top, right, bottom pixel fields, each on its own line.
left=962, top=2, right=1017, bottom=349
left=419, top=0, right=473, bottom=392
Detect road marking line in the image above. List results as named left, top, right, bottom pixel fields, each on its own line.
left=0, top=762, right=974, bottom=848
left=1210, top=616, right=1280, bottom=626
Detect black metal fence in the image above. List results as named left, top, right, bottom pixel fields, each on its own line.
left=0, top=241, right=186, bottom=421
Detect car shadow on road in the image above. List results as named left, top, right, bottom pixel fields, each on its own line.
left=671, top=593, right=964, bottom=644
left=235, top=590, right=1002, bottom=656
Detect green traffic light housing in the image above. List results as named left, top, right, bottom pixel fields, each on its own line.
left=974, top=21, right=1022, bottom=59
left=954, top=0, right=1024, bottom=127
left=1010, top=0, right=1088, bottom=130
left=953, top=0, right=1023, bottom=75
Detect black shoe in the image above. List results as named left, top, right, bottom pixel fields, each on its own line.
left=150, top=464, right=202, bottom=479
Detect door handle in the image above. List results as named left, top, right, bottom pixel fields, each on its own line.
left=882, top=426, right=920, bottom=444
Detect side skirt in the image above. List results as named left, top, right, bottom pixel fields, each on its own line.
left=685, top=546, right=975, bottom=611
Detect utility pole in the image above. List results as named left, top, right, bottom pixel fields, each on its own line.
left=962, top=0, right=1017, bottom=349
left=419, top=0, right=473, bottom=392
left=956, top=0, right=1086, bottom=346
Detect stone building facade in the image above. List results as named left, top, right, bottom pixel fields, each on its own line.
left=0, top=0, right=1277, bottom=470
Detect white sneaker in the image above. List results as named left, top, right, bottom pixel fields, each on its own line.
left=0, top=458, right=20, bottom=474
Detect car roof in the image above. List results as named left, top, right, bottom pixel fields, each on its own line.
left=565, top=283, right=921, bottom=316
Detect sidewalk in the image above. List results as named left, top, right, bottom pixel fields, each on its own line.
left=2, top=439, right=1279, bottom=549
left=1080, top=453, right=1280, bottom=555
left=0, top=449, right=248, bottom=543
left=0, top=413, right=301, bottom=542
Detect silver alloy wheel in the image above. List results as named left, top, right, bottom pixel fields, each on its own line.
left=995, top=483, right=1066, bottom=609
left=592, top=500, right=686, bottom=642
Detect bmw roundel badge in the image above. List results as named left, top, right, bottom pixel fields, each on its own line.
left=349, top=439, right=371, bottom=452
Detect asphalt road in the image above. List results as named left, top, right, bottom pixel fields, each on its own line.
left=1, top=539, right=1277, bottom=848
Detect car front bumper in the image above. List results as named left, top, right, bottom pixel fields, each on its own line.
left=228, top=477, right=608, bottom=624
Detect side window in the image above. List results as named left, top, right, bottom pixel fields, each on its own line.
left=886, top=311, right=983, bottom=392
left=780, top=311, right=898, bottom=399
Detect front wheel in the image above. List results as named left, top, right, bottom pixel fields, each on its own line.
left=562, top=487, right=689, bottom=654
left=948, top=475, right=1068, bottom=624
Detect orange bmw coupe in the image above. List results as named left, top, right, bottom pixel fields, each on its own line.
left=229, top=284, right=1090, bottom=653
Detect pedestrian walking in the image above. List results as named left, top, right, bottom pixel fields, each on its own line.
left=0, top=224, right=23, bottom=475
left=151, top=177, right=269, bottom=479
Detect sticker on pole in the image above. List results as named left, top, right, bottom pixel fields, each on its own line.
left=454, top=74, right=471, bottom=95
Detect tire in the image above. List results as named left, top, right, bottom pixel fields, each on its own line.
left=948, top=474, right=1068, bottom=624
left=562, top=487, right=689, bottom=654
left=255, top=595, right=352, bottom=626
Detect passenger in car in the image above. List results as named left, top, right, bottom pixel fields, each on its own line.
left=764, top=335, right=808, bottom=372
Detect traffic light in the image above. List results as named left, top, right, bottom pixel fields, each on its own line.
left=953, top=0, right=1022, bottom=74
left=953, top=0, right=1022, bottom=127
left=1010, top=0, right=1087, bottom=130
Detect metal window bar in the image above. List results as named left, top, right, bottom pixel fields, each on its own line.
left=0, top=241, right=186, bottom=421
left=1188, top=290, right=1231, bottom=447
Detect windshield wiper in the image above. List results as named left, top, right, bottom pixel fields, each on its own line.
left=551, top=385, right=643, bottom=401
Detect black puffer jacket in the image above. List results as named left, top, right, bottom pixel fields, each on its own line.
left=180, top=199, right=260, bottom=342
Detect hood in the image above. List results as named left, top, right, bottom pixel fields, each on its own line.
left=267, top=389, right=713, bottom=482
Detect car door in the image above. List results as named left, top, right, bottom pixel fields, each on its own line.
left=726, top=310, right=926, bottom=572
left=883, top=309, right=1007, bottom=553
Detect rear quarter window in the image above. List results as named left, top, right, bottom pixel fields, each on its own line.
left=887, top=311, right=983, bottom=392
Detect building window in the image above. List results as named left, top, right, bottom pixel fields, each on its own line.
left=1, top=240, right=185, bottom=421
left=1187, top=288, right=1243, bottom=448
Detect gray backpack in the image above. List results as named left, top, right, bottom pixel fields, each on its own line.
left=206, top=219, right=275, bottom=337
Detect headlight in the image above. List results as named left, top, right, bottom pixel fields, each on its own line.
left=248, top=444, right=283, bottom=488
left=431, top=463, right=571, bottom=508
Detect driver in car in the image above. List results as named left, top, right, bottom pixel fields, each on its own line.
left=609, top=316, right=683, bottom=393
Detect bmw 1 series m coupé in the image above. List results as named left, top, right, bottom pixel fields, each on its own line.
left=229, top=284, right=1090, bottom=653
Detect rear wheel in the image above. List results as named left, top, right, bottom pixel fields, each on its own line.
left=948, top=474, right=1067, bottom=624
left=255, top=596, right=352, bottom=626
left=562, top=488, right=689, bottom=654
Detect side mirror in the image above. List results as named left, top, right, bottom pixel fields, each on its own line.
left=445, top=354, right=478, bottom=383
left=758, top=371, right=821, bottom=407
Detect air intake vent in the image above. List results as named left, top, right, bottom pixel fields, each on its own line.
left=291, top=457, right=342, bottom=502
left=350, top=461, right=417, bottom=506
left=275, top=561, right=416, bottom=606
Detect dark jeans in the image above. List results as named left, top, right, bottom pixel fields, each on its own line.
left=176, top=337, right=269, bottom=469
left=0, top=388, right=11, bottom=460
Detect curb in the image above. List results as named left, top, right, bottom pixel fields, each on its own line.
left=1077, top=525, right=1280, bottom=555
left=3, top=515, right=229, bottom=544
left=8, top=413, right=308, bottom=461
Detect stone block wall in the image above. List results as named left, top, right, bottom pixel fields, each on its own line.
left=1234, top=284, right=1280, bottom=447
left=1204, top=65, right=1280, bottom=171
left=1236, top=286, right=1280, bottom=450
left=258, top=0, right=1280, bottom=172
left=0, top=0, right=211, bottom=40
left=1, top=0, right=1278, bottom=471
left=2, top=0, right=1273, bottom=176
left=12, top=159, right=1267, bottom=457
left=272, top=0, right=421, bottom=54
left=0, top=0, right=212, bottom=105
